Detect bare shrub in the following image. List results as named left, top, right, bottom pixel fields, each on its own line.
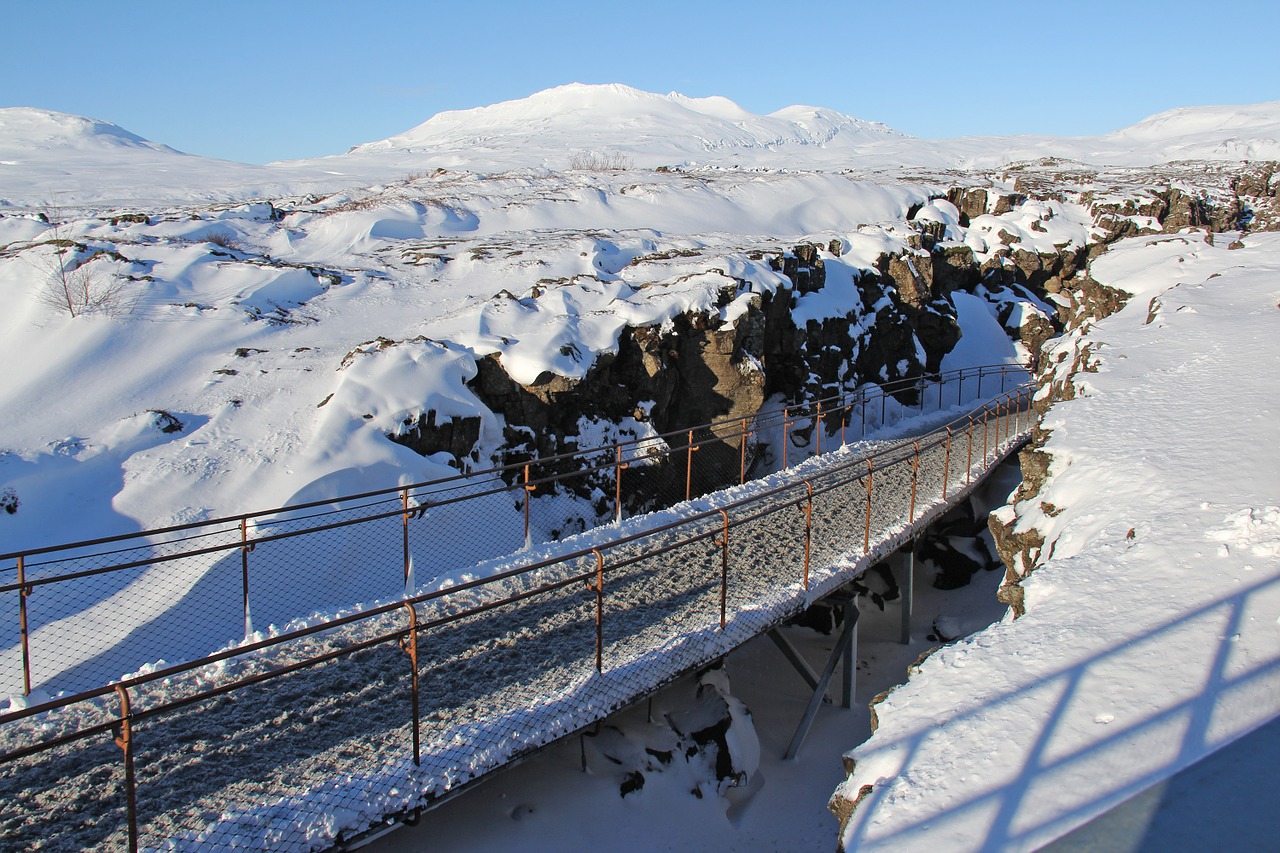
left=32, top=209, right=133, bottom=318
left=569, top=151, right=633, bottom=171
left=204, top=231, right=244, bottom=251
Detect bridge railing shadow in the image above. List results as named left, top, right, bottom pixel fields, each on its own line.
left=840, top=569, right=1280, bottom=852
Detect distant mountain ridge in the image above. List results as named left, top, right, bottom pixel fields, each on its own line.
left=352, top=82, right=908, bottom=157
left=0, top=107, right=179, bottom=154
left=2, top=86, right=1280, bottom=207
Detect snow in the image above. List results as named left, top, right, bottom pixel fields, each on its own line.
left=0, top=392, right=1028, bottom=852
left=941, top=294, right=1021, bottom=371
left=1, top=160, right=1075, bottom=560
left=5, top=89, right=1280, bottom=207
left=834, top=230, right=1280, bottom=851
left=3, top=81, right=1280, bottom=851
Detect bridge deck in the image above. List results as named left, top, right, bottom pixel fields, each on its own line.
left=0, top=398, right=1028, bottom=852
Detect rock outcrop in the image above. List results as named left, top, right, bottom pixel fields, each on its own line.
left=828, top=160, right=1271, bottom=845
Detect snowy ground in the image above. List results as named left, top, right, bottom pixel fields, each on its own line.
left=0, top=401, right=1026, bottom=852
left=4, top=83, right=1279, bottom=852
left=833, top=230, right=1280, bottom=851
left=0, top=163, right=1048, bottom=557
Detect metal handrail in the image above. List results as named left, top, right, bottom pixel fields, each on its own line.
left=0, top=383, right=1031, bottom=735
left=1, top=364, right=1022, bottom=566
left=0, top=383, right=1032, bottom=852
left=0, top=365, right=1025, bottom=710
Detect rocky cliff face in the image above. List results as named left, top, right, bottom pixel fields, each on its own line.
left=382, top=160, right=1278, bottom=533
left=828, top=159, right=1271, bottom=843
left=400, top=241, right=996, bottom=483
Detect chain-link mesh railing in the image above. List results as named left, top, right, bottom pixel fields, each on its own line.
left=0, top=373, right=1031, bottom=852
left=1, top=364, right=1024, bottom=700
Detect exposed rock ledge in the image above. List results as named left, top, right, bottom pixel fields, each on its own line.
left=825, top=160, right=1280, bottom=842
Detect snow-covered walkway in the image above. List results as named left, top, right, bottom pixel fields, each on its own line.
left=0, top=397, right=1027, bottom=852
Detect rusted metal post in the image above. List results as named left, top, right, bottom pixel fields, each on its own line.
left=400, top=602, right=420, bottom=765
left=401, top=487, right=411, bottom=589
left=840, top=402, right=848, bottom=446
left=782, top=408, right=791, bottom=469
left=942, top=428, right=953, bottom=500
left=17, top=555, right=30, bottom=696
left=802, top=481, right=813, bottom=590
left=900, top=545, right=914, bottom=646
left=938, top=377, right=944, bottom=412
left=983, top=406, right=990, bottom=463
left=908, top=440, right=920, bottom=523
left=240, top=518, right=252, bottom=639
left=614, top=445, right=630, bottom=523
left=860, top=393, right=867, bottom=438
left=863, top=459, right=874, bottom=555
left=966, top=415, right=975, bottom=486
left=590, top=549, right=605, bottom=672
left=715, top=510, right=729, bottom=629
left=685, top=429, right=699, bottom=501
left=997, top=398, right=1003, bottom=450
left=739, top=418, right=751, bottom=485
left=113, top=684, right=138, bottom=853
left=815, top=401, right=823, bottom=457
left=523, top=463, right=536, bottom=545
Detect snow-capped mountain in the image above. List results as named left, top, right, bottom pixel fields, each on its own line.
left=1098, top=100, right=1280, bottom=162
left=294, top=86, right=1280, bottom=174
left=5, top=86, right=1280, bottom=209
left=342, top=82, right=907, bottom=168
left=0, top=108, right=179, bottom=155
left=0, top=108, right=338, bottom=209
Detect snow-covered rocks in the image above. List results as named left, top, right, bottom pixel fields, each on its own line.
left=830, top=231, right=1280, bottom=851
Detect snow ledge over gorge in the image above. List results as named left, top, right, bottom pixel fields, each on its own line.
left=832, top=230, right=1280, bottom=851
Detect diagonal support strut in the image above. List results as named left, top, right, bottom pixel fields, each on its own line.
left=784, top=593, right=860, bottom=760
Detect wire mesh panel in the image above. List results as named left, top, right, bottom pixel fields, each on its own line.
left=17, top=547, right=241, bottom=698
left=0, top=371, right=1034, bottom=851
left=250, top=510, right=403, bottom=630
left=408, top=479, right=526, bottom=585
left=724, top=494, right=810, bottom=618
left=0, top=696, right=130, bottom=852
left=808, top=474, right=870, bottom=571
left=131, top=640, right=416, bottom=852
left=599, top=527, right=723, bottom=673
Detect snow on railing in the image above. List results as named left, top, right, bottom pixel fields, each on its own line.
left=0, top=377, right=1033, bottom=853
left=0, top=365, right=1025, bottom=701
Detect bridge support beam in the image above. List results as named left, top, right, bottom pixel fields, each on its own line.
left=783, top=592, right=859, bottom=760
left=900, top=543, right=915, bottom=646
left=767, top=628, right=826, bottom=696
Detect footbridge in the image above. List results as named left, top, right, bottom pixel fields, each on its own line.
left=0, top=366, right=1032, bottom=852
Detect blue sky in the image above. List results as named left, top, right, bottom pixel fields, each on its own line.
left=4, top=0, right=1277, bottom=164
